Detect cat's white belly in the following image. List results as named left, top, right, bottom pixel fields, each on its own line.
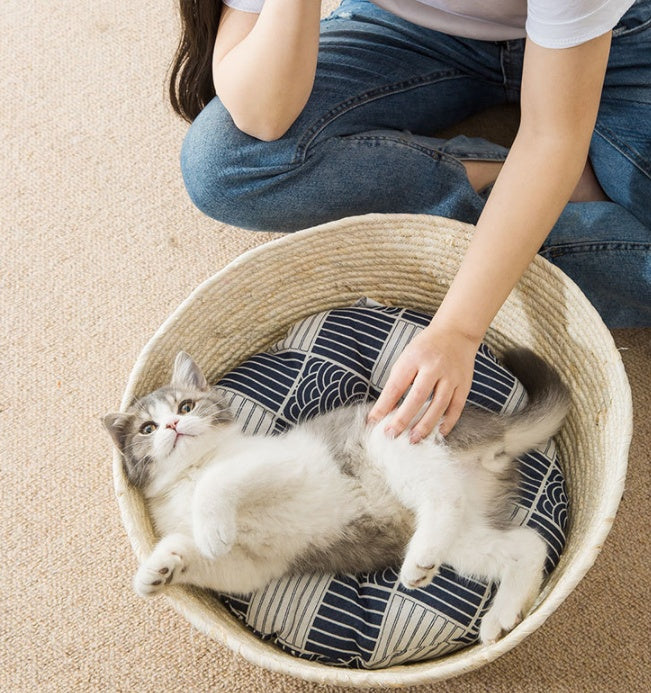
left=147, top=432, right=371, bottom=592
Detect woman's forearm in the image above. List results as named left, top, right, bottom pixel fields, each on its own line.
left=433, top=130, right=589, bottom=343
left=213, top=1, right=322, bottom=140
left=433, top=33, right=611, bottom=345
left=364, top=33, right=612, bottom=440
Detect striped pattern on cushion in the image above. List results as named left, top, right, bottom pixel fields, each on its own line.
left=214, top=300, right=568, bottom=668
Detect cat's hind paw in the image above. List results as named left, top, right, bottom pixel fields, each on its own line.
left=133, top=536, right=189, bottom=598
left=479, top=605, right=523, bottom=645
left=399, top=561, right=440, bottom=591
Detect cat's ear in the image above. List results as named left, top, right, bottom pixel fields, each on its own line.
left=103, top=412, right=134, bottom=453
left=172, top=351, right=208, bottom=391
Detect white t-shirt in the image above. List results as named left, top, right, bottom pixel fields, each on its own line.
left=222, top=0, right=635, bottom=48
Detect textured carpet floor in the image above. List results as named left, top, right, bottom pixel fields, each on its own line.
left=2, top=1, right=649, bottom=691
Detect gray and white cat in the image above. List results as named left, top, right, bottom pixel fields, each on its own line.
left=104, top=348, right=569, bottom=645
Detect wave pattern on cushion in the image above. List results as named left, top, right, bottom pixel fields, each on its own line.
left=215, top=301, right=568, bottom=669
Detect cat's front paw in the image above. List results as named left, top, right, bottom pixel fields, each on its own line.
left=194, top=514, right=236, bottom=560
left=133, top=536, right=189, bottom=598
left=399, top=560, right=440, bottom=591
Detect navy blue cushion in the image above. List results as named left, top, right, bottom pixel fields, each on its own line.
left=214, top=301, right=568, bottom=668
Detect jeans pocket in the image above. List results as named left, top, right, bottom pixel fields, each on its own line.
left=612, top=0, right=651, bottom=38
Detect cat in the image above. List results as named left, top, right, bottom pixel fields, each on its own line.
left=104, top=347, right=569, bottom=645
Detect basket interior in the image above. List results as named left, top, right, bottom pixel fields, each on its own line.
left=114, top=214, right=631, bottom=687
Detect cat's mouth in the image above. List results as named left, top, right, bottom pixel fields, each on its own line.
left=172, top=432, right=195, bottom=449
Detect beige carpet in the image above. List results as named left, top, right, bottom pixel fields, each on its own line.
left=2, top=1, right=649, bottom=691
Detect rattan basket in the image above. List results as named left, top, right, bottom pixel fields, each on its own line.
left=113, top=213, right=631, bottom=687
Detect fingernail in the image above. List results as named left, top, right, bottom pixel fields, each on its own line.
left=409, top=430, right=421, bottom=445
left=384, top=426, right=396, bottom=439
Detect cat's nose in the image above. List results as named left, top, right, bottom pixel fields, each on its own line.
left=166, top=418, right=179, bottom=431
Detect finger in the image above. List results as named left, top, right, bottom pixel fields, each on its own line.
left=408, top=383, right=454, bottom=443
left=385, top=371, right=437, bottom=437
left=368, top=364, right=417, bottom=423
left=438, top=390, right=468, bottom=437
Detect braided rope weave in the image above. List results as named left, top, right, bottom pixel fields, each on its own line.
left=113, top=214, right=631, bottom=687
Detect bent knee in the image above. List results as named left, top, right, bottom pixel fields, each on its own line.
left=180, top=99, right=250, bottom=223
left=180, top=97, right=295, bottom=230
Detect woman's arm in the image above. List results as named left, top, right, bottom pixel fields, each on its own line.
left=369, top=31, right=612, bottom=441
left=213, top=1, right=322, bottom=140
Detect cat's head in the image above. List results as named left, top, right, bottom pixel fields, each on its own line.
left=103, top=352, right=233, bottom=492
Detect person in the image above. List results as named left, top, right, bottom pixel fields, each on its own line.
left=172, top=0, right=650, bottom=442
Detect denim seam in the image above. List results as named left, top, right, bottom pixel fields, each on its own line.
left=293, top=71, right=494, bottom=164
left=450, top=152, right=508, bottom=162
left=340, top=133, right=508, bottom=163
left=498, top=41, right=523, bottom=103
left=593, top=124, right=651, bottom=179
left=333, top=132, right=468, bottom=169
left=540, top=241, right=651, bottom=258
left=612, top=16, right=651, bottom=38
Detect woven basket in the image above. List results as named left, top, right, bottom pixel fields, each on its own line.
left=113, top=213, right=632, bottom=687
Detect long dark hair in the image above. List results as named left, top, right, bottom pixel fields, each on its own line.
left=169, top=1, right=221, bottom=122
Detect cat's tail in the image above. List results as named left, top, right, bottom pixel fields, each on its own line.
left=446, top=348, right=570, bottom=465
left=499, top=347, right=571, bottom=458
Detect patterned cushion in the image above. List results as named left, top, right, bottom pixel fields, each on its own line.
left=214, top=300, right=568, bottom=669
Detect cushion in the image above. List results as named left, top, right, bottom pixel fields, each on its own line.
left=213, top=300, right=568, bottom=669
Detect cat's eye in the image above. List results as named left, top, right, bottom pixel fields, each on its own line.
left=178, top=400, right=195, bottom=415
left=139, top=421, right=157, bottom=435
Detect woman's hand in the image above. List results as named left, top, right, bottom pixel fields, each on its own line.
left=367, top=320, right=479, bottom=442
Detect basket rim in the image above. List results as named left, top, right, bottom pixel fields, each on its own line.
left=114, top=213, right=632, bottom=687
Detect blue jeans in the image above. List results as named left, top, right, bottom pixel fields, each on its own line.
left=181, top=0, right=651, bottom=327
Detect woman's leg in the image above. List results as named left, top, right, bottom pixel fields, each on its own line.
left=540, top=0, right=651, bottom=328
left=590, top=0, right=651, bottom=226
left=180, top=0, right=511, bottom=231
left=540, top=203, right=650, bottom=327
